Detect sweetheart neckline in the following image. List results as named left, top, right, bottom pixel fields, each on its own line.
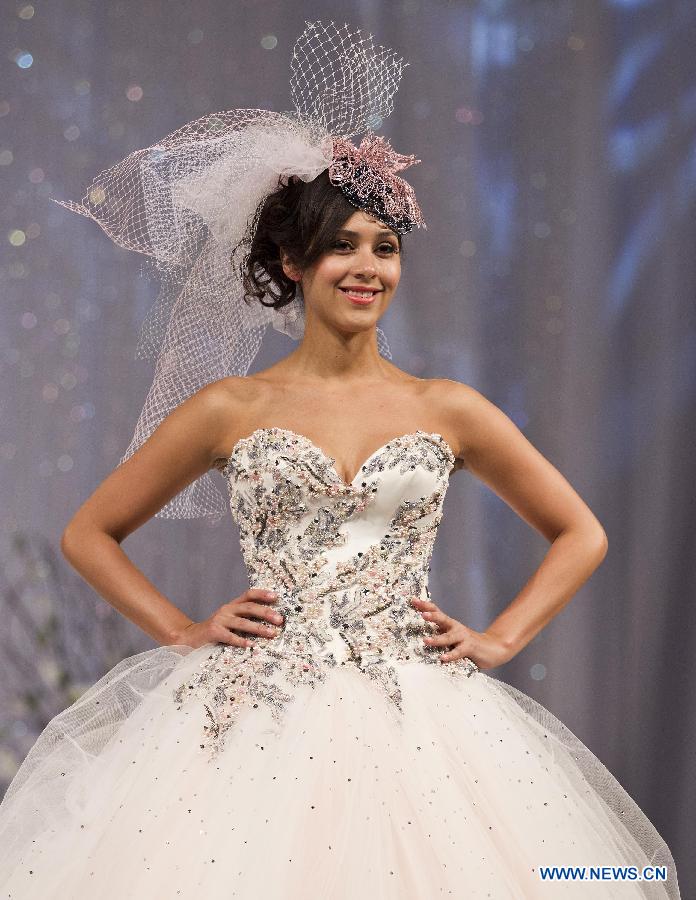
left=222, top=426, right=456, bottom=490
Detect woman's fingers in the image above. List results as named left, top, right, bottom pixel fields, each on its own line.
left=241, top=588, right=278, bottom=602
left=216, top=611, right=280, bottom=637
left=232, top=600, right=284, bottom=624
left=411, top=597, right=449, bottom=625
left=424, top=629, right=457, bottom=647
left=179, top=590, right=285, bottom=649
left=210, top=623, right=254, bottom=648
left=421, top=610, right=454, bottom=633
left=230, top=590, right=284, bottom=624
left=440, top=646, right=466, bottom=662
left=411, top=597, right=438, bottom=611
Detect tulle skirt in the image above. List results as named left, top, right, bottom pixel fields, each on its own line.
left=0, top=643, right=680, bottom=898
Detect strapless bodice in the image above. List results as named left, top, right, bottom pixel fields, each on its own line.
left=173, top=427, right=478, bottom=758
left=221, top=426, right=456, bottom=662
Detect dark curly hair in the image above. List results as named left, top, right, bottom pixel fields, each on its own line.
left=230, top=169, right=405, bottom=311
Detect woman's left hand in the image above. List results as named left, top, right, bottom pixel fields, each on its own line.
left=410, top=597, right=514, bottom=670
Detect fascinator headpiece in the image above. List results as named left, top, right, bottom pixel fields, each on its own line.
left=52, top=20, right=426, bottom=520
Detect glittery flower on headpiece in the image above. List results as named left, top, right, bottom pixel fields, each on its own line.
left=329, top=133, right=425, bottom=234
left=51, top=20, right=426, bottom=521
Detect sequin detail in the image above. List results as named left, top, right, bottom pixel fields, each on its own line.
left=173, top=428, right=478, bottom=760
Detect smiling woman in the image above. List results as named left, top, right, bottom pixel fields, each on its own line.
left=235, top=168, right=405, bottom=315
left=276, top=206, right=402, bottom=338
left=0, top=17, right=681, bottom=900
left=334, top=228, right=399, bottom=301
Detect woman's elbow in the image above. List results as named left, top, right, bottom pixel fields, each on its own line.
left=60, top=522, right=82, bottom=561
left=60, top=520, right=106, bottom=562
left=562, top=521, right=608, bottom=563
left=592, top=526, right=609, bottom=562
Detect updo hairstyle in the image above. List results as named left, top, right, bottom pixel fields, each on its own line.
left=231, top=169, right=404, bottom=312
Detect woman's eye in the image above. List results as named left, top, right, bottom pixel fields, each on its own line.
left=332, top=241, right=398, bottom=254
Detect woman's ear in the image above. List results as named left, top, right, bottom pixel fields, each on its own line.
left=280, top=248, right=301, bottom=282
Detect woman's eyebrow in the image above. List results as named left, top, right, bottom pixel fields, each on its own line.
left=335, top=228, right=397, bottom=239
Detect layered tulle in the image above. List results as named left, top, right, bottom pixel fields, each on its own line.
left=0, top=643, right=680, bottom=898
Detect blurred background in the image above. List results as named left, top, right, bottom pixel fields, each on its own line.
left=1, top=0, right=694, bottom=893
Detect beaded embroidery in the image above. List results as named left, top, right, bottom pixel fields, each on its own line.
left=173, top=428, right=478, bottom=760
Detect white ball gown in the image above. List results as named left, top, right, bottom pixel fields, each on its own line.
left=0, top=428, right=681, bottom=898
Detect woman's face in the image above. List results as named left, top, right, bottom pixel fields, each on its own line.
left=284, top=209, right=401, bottom=336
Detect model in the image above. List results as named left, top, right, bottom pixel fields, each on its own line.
left=0, top=20, right=680, bottom=899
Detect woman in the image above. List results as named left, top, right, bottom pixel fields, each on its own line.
left=0, top=20, right=679, bottom=899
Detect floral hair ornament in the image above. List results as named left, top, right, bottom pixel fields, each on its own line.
left=329, top=133, right=425, bottom=235
left=50, top=20, right=426, bottom=521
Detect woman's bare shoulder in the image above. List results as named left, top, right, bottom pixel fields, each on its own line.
left=425, top=376, right=491, bottom=406
left=192, top=375, right=275, bottom=417
left=416, top=378, right=499, bottom=467
left=183, top=377, right=268, bottom=467
left=417, top=376, right=485, bottom=412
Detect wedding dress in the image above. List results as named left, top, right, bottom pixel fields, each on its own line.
left=0, top=427, right=680, bottom=897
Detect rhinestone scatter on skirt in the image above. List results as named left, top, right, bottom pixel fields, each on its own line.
left=173, top=428, right=478, bottom=760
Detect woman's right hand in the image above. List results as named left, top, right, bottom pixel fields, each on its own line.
left=172, top=588, right=284, bottom=649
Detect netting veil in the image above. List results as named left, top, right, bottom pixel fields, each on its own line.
left=51, top=20, right=426, bottom=521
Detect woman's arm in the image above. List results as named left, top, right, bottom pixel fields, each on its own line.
left=442, top=379, right=608, bottom=659
left=60, top=379, right=241, bottom=645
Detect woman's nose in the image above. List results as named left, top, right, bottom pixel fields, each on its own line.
left=351, top=258, right=377, bottom=276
